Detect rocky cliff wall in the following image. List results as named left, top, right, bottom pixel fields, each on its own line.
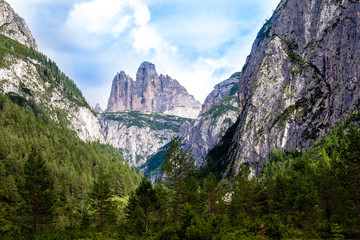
left=98, top=111, right=190, bottom=167
left=180, top=75, right=239, bottom=166
left=205, top=0, right=360, bottom=178
left=0, top=1, right=105, bottom=143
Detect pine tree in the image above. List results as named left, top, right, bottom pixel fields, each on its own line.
left=23, top=147, right=55, bottom=233
left=204, top=173, right=218, bottom=215
left=89, top=170, right=116, bottom=231
left=342, top=125, right=360, bottom=222
left=161, top=137, right=196, bottom=224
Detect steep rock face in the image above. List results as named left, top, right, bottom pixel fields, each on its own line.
left=205, top=0, right=360, bottom=178
left=0, top=52, right=105, bottom=143
left=98, top=111, right=190, bottom=167
left=0, top=0, right=37, bottom=50
left=107, top=62, right=201, bottom=119
left=180, top=75, right=239, bottom=166
left=0, top=2, right=104, bottom=143
left=200, top=73, right=239, bottom=115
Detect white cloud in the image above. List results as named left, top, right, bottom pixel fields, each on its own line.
left=7, top=0, right=281, bottom=107
left=65, top=0, right=151, bottom=37
left=130, top=24, right=162, bottom=53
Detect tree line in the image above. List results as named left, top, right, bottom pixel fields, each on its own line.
left=119, top=126, right=360, bottom=239
left=2, top=88, right=360, bottom=238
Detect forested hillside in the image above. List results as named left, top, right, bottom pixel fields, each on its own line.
left=1, top=0, right=360, bottom=238
left=3, top=90, right=360, bottom=239
left=15, top=122, right=354, bottom=239
left=0, top=94, right=141, bottom=238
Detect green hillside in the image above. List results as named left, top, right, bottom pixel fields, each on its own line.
left=0, top=34, right=141, bottom=238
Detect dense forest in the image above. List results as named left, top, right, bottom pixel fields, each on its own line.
left=1, top=88, right=360, bottom=239
left=0, top=94, right=140, bottom=239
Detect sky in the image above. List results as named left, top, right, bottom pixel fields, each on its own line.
left=7, top=0, right=280, bottom=109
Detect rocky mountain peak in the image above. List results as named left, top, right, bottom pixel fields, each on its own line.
left=200, top=72, right=240, bottom=115
left=138, top=61, right=156, bottom=72
left=180, top=74, right=239, bottom=166
left=106, top=61, right=201, bottom=118
left=94, top=103, right=103, bottom=113
left=0, top=0, right=38, bottom=50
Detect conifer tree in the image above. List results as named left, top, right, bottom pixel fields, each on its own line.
left=161, top=137, right=196, bottom=224
left=89, top=170, right=116, bottom=231
left=23, top=147, right=55, bottom=233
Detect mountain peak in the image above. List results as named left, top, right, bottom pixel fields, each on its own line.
left=94, top=103, right=103, bottom=113
left=107, top=62, right=201, bottom=118
left=0, top=1, right=38, bottom=50
left=139, top=61, right=155, bottom=70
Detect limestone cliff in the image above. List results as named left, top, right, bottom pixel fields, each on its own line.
left=94, top=103, right=103, bottom=113
left=0, top=0, right=37, bottom=50
left=98, top=111, right=190, bottom=167
left=107, top=62, right=201, bottom=119
left=180, top=74, right=239, bottom=166
left=205, top=0, right=360, bottom=178
left=0, top=1, right=104, bottom=143
left=200, top=72, right=239, bottom=115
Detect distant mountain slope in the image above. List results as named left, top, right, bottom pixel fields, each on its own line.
left=134, top=74, right=239, bottom=183
left=98, top=111, right=190, bottom=167
left=180, top=73, right=239, bottom=166
left=205, top=0, right=360, bottom=178
left=106, top=62, right=201, bottom=119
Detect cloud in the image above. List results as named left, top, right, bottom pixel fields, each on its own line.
left=65, top=0, right=150, bottom=40
left=7, top=0, right=281, bottom=107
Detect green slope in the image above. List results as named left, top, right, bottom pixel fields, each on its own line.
left=0, top=34, right=141, bottom=237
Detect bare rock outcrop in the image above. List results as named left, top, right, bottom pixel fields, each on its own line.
left=180, top=74, right=239, bottom=166
left=205, top=0, right=360, bottom=178
left=107, top=62, right=201, bottom=119
left=0, top=0, right=38, bottom=50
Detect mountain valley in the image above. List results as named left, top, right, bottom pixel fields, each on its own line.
left=1, top=0, right=360, bottom=238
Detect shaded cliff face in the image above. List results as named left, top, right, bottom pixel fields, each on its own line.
left=98, top=111, right=190, bottom=167
left=206, top=0, right=360, bottom=178
left=107, top=62, right=201, bottom=119
left=0, top=0, right=38, bottom=50
left=180, top=74, right=239, bottom=166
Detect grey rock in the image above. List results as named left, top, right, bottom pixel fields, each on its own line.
left=0, top=2, right=105, bottom=143
left=107, top=62, right=201, bottom=119
left=180, top=75, right=239, bottom=166
left=200, top=73, right=239, bottom=115
left=205, top=0, right=360, bottom=178
left=94, top=103, right=103, bottom=113
left=98, top=111, right=189, bottom=167
left=0, top=0, right=38, bottom=50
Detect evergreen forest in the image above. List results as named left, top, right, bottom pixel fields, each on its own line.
left=1, top=89, right=360, bottom=239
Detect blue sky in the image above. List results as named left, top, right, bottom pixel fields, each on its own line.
left=7, top=0, right=280, bottom=109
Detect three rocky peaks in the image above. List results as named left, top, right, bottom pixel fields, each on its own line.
left=106, top=62, right=201, bottom=119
